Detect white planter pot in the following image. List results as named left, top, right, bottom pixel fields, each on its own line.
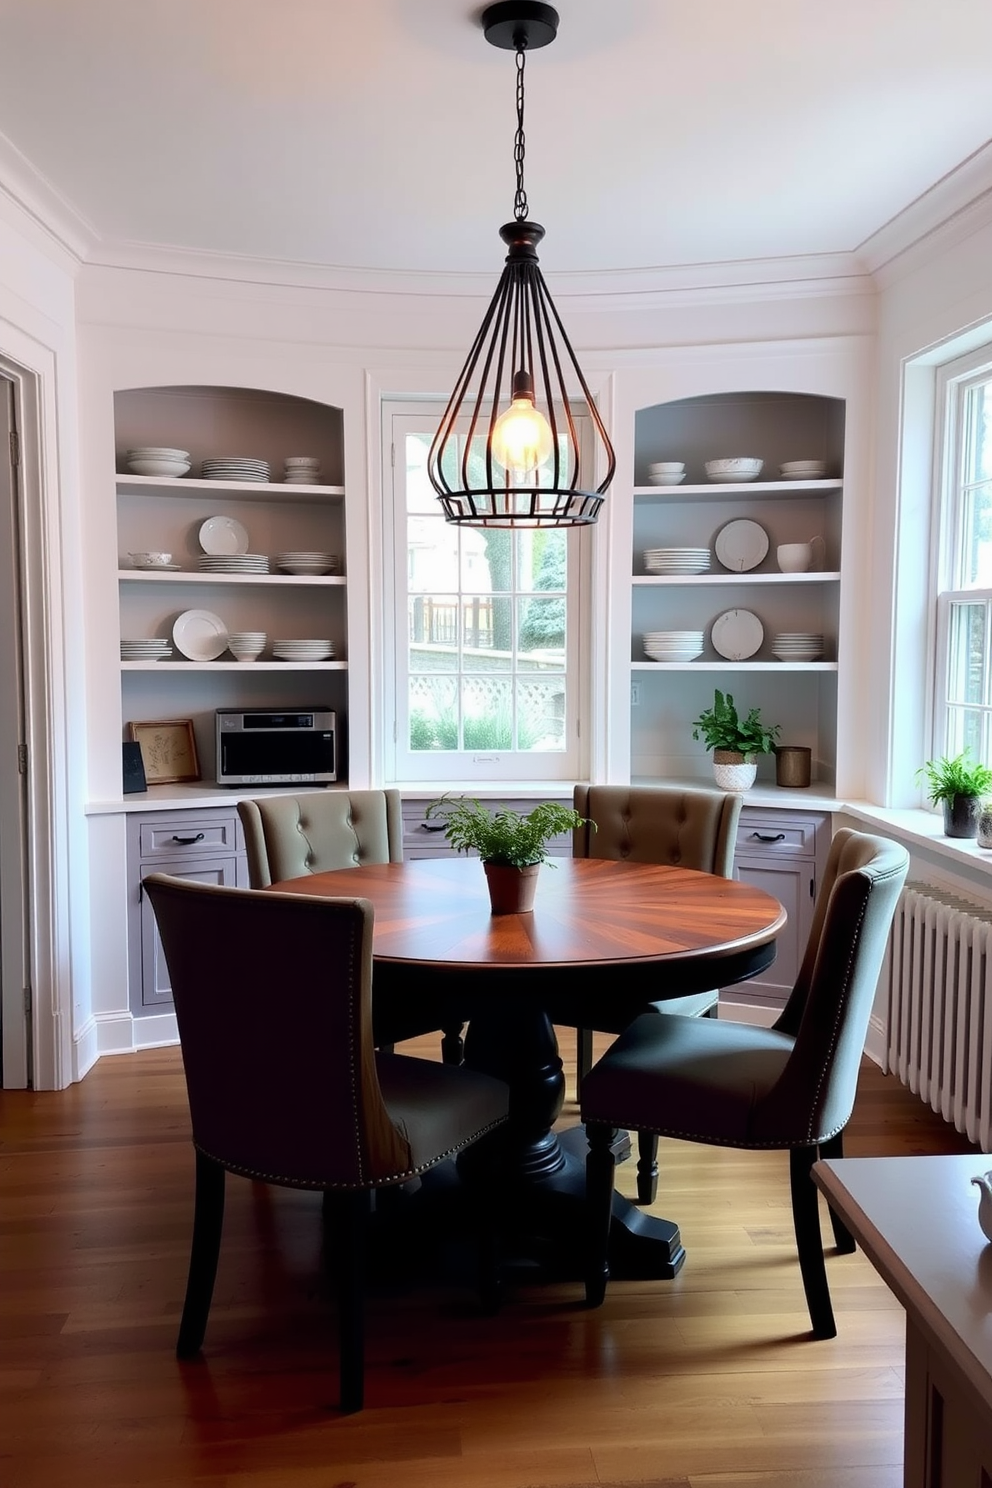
left=712, top=751, right=757, bottom=792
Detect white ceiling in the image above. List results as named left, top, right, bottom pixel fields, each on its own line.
left=1, top=0, right=992, bottom=281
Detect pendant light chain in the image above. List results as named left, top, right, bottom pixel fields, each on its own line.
left=513, top=46, right=528, bottom=222
left=428, top=3, right=615, bottom=525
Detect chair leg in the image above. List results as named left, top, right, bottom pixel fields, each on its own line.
left=325, top=1189, right=370, bottom=1413
left=576, top=1026, right=594, bottom=1094
left=177, top=1150, right=226, bottom=1358
left=818, top=1131, right=856, bottom=1253
left=789, top=1145, right=836, bottom=1339
left=636, top=1131, right=659, bottom=1205
left=585, top=1121, right=617, bottom=1307
left=441, top=1020, right=465, bottom=1066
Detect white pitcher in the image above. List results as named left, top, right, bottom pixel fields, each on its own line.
left=776, top=535, right=825, bottom=573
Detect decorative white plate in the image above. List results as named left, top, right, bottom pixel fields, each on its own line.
left=172, top=609, right=229, bottom=660
left=198, top=516, right=249, bottom=556
left=711, top=608, right=764, bottom=660
left=714, top=518, right=769, bottom=572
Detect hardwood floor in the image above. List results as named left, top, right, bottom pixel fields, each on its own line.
left=0, top=1031, right=980, bottom=1488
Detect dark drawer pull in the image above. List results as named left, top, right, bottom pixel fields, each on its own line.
left=171, top=833, right=205, bottom=846
left=419, top=822, right=447, bottom=832
left=749, top=831, right=786, bottom=844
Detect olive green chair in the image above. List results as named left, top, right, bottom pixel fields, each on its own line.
left=237, top=790, right=465, bottom=1062
left=570, top=783, right=744, bottom=1080
left=580, top=828, right=910, bottom=1339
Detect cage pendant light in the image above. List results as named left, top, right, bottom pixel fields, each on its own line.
left=428, top=1, right=615, bottom=528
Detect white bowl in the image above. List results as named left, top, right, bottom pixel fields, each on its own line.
left=705, top=457, right=763, bottom=481
left=647, top=472, right=686, bottom=485
left=648, top=461, right=685, bottom=473
left=128, top=551, right=172, bottom=567
left=126, top=457, right=191, bottom=477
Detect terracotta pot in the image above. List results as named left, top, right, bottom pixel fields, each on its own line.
left=712, top=749, right=757, bottom=792
left=483, top=861, right=540, bottom=914
left=942, top=793, right=981, bottom=839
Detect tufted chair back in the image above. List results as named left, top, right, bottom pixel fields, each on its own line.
left=238, top=789, right=404, bottom=888
left=572, top=784, right=741, bottom=877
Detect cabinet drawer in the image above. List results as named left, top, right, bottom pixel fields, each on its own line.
left=138, top=814, right=243, bottom=861
left=736, top=811, right=824, bottom=858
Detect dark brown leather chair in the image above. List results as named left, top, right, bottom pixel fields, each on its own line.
left=143, top=872, right=509, bottom=1413
left=237, top=789, right=465, bottom=1063
left=580, top=828, right=910, bottom=1339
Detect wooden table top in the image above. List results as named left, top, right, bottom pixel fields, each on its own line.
left=269, top=856, right=787, bottom=973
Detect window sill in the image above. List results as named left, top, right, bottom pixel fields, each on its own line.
left=838, top=799, right=992, bottom=893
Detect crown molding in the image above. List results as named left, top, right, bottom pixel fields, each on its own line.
left=0, top=130, right=97, bottom=269
left=82, top=237, right=873, bottom=312
left=857, top=137, right=992, bottom=287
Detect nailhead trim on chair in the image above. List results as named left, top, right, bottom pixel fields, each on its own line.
left=192, top=1114, right=510, bottom=1189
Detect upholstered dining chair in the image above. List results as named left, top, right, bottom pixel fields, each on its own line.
left=570, top=783, right=744, bottom=1083
left=143, top=872, right=510, bottom=1414
left=580, top=827, right=910, bottom=1339
left=237, top=789, right=465, bottom=1063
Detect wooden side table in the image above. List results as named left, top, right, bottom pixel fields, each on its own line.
left=813, top=1153, right=992, bottom=1488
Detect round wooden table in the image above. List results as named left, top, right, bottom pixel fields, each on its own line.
left=270, top=856, right=786, bottom=1279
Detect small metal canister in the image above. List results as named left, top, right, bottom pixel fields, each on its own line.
left=775, top=745, right=812, bottom=788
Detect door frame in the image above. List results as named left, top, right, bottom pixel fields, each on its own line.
left=0, top=343, right=73, bottom=1089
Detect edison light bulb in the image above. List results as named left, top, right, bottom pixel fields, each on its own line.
left=490, top=372, right=553, bottom=476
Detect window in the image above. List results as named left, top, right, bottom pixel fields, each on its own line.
left=932, top=350, right=992, bottom=763
left=382, top=404, right=589, bottom=782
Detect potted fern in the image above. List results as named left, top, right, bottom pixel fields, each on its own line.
left=425, top=794, right=592, bottom=913
left=691, top=689, right=780, bottom=792
left=917, top=749, right=992, bottom=838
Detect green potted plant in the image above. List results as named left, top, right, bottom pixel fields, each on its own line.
left=916, top=749, right=992, bottom=838
left=425, top=794, right=592, bottom=913
left=691, top=689, right=781, bottom=792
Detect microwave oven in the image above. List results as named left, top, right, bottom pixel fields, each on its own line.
left=215, top=708, right=337, bottom=786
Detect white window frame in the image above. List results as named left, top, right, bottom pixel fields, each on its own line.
left=930, top=345, right=992, bottom=765
left=381, top=399, right=591, bottom=785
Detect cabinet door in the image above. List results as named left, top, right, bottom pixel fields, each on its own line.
left=729, top=855, right=814, bottom=1008
left=138, top=856, right=242, bottom=1007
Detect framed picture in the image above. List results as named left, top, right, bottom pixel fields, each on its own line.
left=127, top=719, right=200, bottom=785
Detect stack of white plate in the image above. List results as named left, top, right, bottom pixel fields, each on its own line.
left=644, top=547, right=710, bottom=574
left=121, top=637, right=172, bottom=661
left=643, top=630, right=705, bottom=662
left=272, top=638, right=336, bottom=662
left=275, top=552, right=340, bottom=575
left=779, top=459, right=826, bottom=480
left=283, top=457, right=322, bottom=483
left=772, top=632, right=824, bottom=661
left=201, top=457, right=271, bottom=482
left=195, top=553, right=270, bottom=574
left=125, top=447, right=191, bottom=477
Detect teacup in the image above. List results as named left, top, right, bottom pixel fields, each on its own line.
left=776, top=536, right=824, bottom=573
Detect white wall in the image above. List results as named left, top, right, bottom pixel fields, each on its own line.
left=0, top=193, right=86, bottom=1088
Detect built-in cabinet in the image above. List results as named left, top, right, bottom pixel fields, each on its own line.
left=115, top=386, right=349, bottom=788
left=629, top=391, right=845, bottom=788
left=126, top=807, right=248, bottom=1014
left=728, top=806, right=828, bottom=1008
